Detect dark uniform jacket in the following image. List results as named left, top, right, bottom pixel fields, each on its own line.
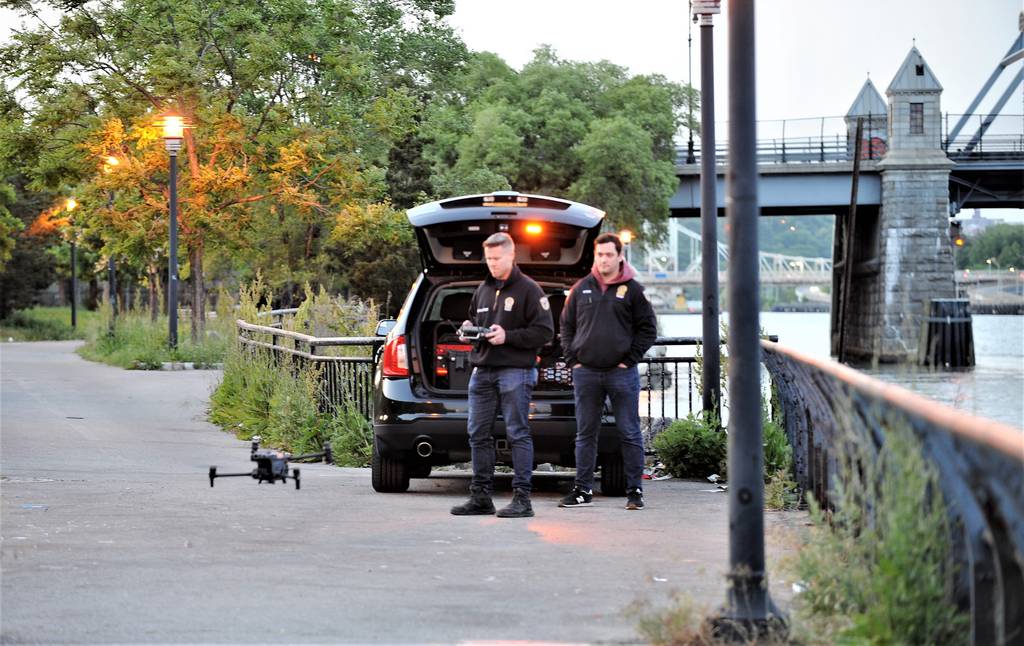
left=468, top=265, right=554, bottom=368
left=560, top=263, right=658, bottom=369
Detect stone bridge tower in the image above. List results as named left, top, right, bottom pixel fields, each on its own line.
left=842, top=47, right=956, bottom=362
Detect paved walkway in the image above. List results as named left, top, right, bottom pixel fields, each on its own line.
left=1, top=342, right=804, bottom=644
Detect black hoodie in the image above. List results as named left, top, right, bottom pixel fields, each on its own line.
left=467, top=265, right=554, bottom=368
left=560, top=262, right=657, bottom=369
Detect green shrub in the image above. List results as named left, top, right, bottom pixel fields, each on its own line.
left=762, top=405, right=792, bottom=477
left=790, top=424, right=967, bottom=644
left=653, top=411, right=726, bottom=479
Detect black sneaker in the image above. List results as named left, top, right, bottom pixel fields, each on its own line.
left=496, top=489, right=534, bottom=518
left=558, top=487, right=594, bottom=508
left=626, top=488, right=645, bottom=510
left=450, top=489, right=496, bottom=516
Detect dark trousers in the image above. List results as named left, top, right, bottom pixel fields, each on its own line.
left=467, top=366, right=538, bottom=494
left=572, top=365, right=644, bottom=491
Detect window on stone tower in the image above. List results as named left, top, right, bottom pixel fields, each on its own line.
left=910, top=102, right=924, bottom=134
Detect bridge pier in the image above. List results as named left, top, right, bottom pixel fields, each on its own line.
left=835, top=47, right=959, bottom=363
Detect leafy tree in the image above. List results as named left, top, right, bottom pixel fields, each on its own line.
left=955, top=223, right=1024, bottom=270
left=569, top=116, right=676, bottom=242
left=1, top=0, right=465, bottom=326
left=0, top=176, right=59, bottom=318
left=421, top=47, right=697, bottom=246
left=323, top=201, right=420, bottom=316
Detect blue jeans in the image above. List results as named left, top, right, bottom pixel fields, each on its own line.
left=467, top=366, right=538, bottom=494
left=572, top=365, right=644, bottom=491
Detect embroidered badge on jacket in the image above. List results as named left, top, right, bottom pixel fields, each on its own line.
left=616, top=285, right=628, bottom=299
left=539, top=296, right=550, bottom=310
left=504, top=296, right=515, bottom=311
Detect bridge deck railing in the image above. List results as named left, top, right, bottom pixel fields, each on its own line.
left=762, top=340, right=1024, bottom=644
left=677, top=113, right=1024, bottom=165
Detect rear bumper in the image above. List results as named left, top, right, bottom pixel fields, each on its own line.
left=373, top=417, right=625, bottom=466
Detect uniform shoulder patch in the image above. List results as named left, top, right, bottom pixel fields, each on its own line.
left=539, top=296, right=550, bottom=311
left=616, top=285, right=628, bottom=299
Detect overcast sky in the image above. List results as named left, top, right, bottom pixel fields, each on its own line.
left=449, top=0, right=1023, bottom=221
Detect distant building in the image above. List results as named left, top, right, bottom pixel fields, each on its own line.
left=962, top=208, right=998, bottom=236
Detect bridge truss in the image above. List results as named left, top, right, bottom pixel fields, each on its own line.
left=632, top=220, right=832, bottom=287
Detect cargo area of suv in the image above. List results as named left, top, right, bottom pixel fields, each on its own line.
left=371, top=192, right=632, bottom=494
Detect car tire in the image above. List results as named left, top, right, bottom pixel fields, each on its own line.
left=372, top=443, right=410, bottom=492
left=600, top=453, right=627, bottom=496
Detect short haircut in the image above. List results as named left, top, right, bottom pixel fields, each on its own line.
left=482, top=232, right=515, bottom=251
left=594, top=232, right=623, bottom=254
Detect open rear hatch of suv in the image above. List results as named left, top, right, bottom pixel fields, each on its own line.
left=408, top=191, right=605, bottom=278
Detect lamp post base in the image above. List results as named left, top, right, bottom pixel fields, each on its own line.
left=706, top=571, right=789, bottom=642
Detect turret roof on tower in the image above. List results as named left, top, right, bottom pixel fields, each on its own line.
left=846, top=78, right=887, bottom=116
left=887, top=46, right=943, bottom=94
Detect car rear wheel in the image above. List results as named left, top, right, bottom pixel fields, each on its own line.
left=599, top=453, right=626, bottom=496
left=372, top=443, right=410, bottom=492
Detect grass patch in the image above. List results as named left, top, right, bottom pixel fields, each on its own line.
left=0, top=306, right=99, bottom=341
left=76, top=300, right=233, bottom=369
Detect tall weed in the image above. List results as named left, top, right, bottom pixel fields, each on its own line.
left=789, top=423, right=967, bottom=644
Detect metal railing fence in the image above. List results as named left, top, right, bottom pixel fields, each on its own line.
left=762, top=340, right=1024, bottom=645
left=676, top=113, right=1024, bottom=165
left=235, top=314, right=726, bottom=425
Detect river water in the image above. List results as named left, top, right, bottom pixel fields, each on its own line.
left=658, top=312, right=1024, bottom=429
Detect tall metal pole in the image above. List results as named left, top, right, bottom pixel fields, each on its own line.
left=167, top=150, right=179, bottom=349
left=711, top=0, right=786, bottom=637
left=697, top=2, right=720, bottom=420
left=107, top=190, right=117, bottom=332
left=685, top=1, right=697, bottom=164
left=70, top=237, right=78, bottom=328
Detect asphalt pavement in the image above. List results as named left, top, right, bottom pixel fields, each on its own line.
left=1, top=341, right=804, bottom=644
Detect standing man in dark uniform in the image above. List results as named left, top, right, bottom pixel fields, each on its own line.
left=450, top=232, right=553, bottom=518
left=559, top=232, right=657, bottom=510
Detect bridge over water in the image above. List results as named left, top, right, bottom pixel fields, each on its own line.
left=665, top=32, right=1023, bottom=362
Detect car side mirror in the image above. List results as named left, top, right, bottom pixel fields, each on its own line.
left=375, top=319, right=397, bottom=337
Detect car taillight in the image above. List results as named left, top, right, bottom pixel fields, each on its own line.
left=381, top=333, right=409, bottom=377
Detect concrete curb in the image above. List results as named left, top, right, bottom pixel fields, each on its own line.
left=156, top=361, right=224, bottom=371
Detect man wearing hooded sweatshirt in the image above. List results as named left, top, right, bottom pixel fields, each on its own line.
left=559, top=232, right=658, bottom=510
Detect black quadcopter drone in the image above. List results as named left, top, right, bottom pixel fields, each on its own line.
left=208, top=436, right=333, bottom=489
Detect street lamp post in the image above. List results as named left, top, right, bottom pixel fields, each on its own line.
left=162, top=115, right=184, bottom=349
left=103, top=156, right=119, bottom=328
left=66, top=198, right=78, bottom=328
left=710, top=0, right=787, bottom=638
left=694, top=0, right=721, bottom=420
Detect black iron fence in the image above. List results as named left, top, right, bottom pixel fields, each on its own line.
left=762, top=340, right=1024, bottom=645
left=235, top=313, right=720, bottom=425
left=236, top=315, right=381, bottom=419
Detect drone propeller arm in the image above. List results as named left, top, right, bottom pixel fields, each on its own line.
left=209, top=465, right=258, bottom=486
left=288, top=443, right=333, bottom=464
